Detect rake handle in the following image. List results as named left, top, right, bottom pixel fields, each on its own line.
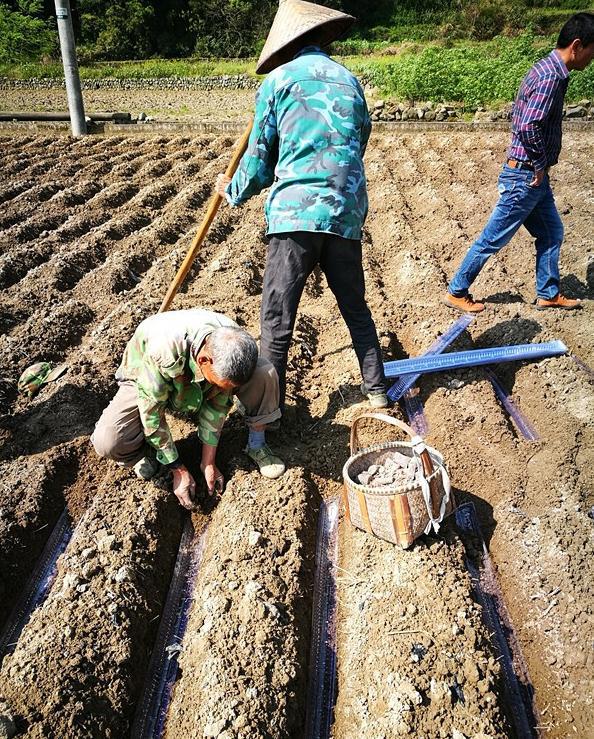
left=158, top=120, right=253, bottom=313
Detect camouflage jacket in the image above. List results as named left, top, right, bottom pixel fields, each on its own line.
left=226, top=47, right=371, bottom=240
left=115, top=309, right=237, bottom=465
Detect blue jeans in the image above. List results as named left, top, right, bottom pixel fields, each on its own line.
left=448, top=164, right=564, bottom=300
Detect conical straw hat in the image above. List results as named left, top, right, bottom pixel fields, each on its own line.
left=256, top=0, right=355, bottom=74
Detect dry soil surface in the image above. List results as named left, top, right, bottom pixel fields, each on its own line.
left=0, top=85, right=256, bottom=121
left=0, top=125, right=592, bottom=739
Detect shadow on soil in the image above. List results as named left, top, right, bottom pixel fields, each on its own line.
left=0, top=383, right=111, bottom=462
left=485, top=290, right=526, bottom=305
left=474, top=317, right=542, bottom=348
left=560, top=269, right=594, bottom=300
left=453, top=487, right=497, bottom=549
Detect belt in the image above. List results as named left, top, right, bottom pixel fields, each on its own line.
left=506, top=158, right=534, bottom=171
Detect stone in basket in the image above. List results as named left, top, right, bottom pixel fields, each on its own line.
left=342, top=413, right=454, bottom=548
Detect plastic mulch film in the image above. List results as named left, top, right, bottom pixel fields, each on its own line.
left=0, top=508, right=73, bottom=665
left=456, top=502, right=541, bottom=739
left=305, top=496, right=340, bottom=739
left=484, top=368, right=539, bottom=441
left=131, top=517, right=208, bottom=739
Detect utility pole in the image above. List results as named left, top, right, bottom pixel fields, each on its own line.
left=54, top=0, right=86, bottom=136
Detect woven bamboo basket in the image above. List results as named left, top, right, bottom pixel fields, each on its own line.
left=342, top=413, right=454, bottom=548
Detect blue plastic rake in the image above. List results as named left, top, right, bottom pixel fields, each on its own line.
left=387, top=313, right=475, bottom=402
left=385, top=340, right=568, bottom=379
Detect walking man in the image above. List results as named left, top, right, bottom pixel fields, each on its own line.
left=91, top=309, right=285, bottom=510
left=216, top=0, right=388, bottom=409
left=444, top=12, right=594, bottom=313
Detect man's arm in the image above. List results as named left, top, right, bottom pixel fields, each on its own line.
left=196, top=390, right=233, bottom=447
left=136, top=359, right=179, bottom=464
left=136, top=361, right=200, bottom=508
left=516, top=75, right=561, bottom=174
left=195, top=390, right=233, bottom=495
left=199, top=442, right=223, bottom=496
left=224, top=80, right=279, bottom=205
left=360, top=108, right=372, bottom=158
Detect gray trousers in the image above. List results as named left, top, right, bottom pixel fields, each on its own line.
left=261, top=232, right=386, bottom=409
left=91, top=357, right=281, bottom=467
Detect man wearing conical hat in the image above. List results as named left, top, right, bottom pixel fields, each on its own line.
left=217, top=0, right=388, bottom=412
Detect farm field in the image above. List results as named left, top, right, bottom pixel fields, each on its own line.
left=0, top=86, right=256, bottom=122
left=0, top=126, right=592, bottom=738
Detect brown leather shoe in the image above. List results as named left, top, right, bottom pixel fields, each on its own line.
left=443, top=292, right=485, bottom=313
left=535, top=294, right=582, bottom=310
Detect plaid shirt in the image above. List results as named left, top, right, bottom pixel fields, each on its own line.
left=507, top=50, right=569, bottom=172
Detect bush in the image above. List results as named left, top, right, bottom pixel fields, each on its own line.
left=333, top=38, right=376, bottom=56
left=353, top=32, right=594, bottom=107
left=472, top=2, right=508, bottom=40
left=522, top=8, right=579, bottom=35
left=93, top=0, right=155, bottom=60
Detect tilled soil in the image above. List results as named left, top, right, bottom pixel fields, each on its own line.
left=165, top=468, right=317, bottom=738
left=0, top=471, right=182, bottom=738
left=333, top=521, right=508, bottom=739
left=0, top=86, right=256, bottom=121
left=0, top=126, right=592, bottom=738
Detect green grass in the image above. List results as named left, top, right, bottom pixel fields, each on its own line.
left=1, top=33, right=592, bottom=108
left=0, top=57, right=258, bottom=80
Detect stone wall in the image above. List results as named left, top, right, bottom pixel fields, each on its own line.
left=0, top=75, right=260, bottom=91
left=1, top=75, right=592, bottom=123
left=371, top=98, right=594, bottom=122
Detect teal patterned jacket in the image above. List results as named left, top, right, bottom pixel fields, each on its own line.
left=226, top=47, right=371, bottom=240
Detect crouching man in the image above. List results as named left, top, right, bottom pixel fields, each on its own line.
left=91, top=308, right=286, bottom=509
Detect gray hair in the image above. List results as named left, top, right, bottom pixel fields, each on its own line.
left=207, top=326, right=258, bottom=386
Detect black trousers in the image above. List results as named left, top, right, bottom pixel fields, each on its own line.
left=260, top=231, right=386, bottom=410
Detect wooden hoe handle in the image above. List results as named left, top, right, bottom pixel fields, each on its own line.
left=158, top=120, right=254, bottom=313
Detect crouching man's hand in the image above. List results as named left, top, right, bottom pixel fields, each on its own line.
left=172, top=465, right=196, bottom=509
left=200, top=462, right=225, bottom=496
left=200, top=442, right=224, bottom=496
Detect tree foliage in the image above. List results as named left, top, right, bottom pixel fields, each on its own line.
left=189, top=0, right=277, bottom=57
left=0, top=0, right=55, bottom=62
left=0, top=0, right=586, bottom=62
